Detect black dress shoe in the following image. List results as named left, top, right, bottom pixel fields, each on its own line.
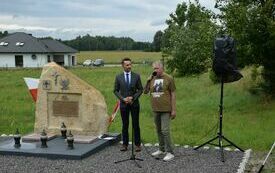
left=135, top=145, right=141, bottom=152
left=120, top=145, right=128, bottom=151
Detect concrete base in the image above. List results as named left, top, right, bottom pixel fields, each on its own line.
left=0, top=133, right=120, bottom=160
left=22, top=133, right=98, bottom=144
left=22, top=133, right=57, bottom=142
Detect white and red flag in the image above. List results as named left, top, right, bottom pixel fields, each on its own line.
left=23, top=77, right=39, bottom=102
left=108, top=100, right=120, bottom=126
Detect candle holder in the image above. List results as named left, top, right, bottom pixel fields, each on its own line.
left=40, top=129, right=48, bottom=148
left=13, top=128, right=21, bottom=148
left=67, top=130, right=74, bottom=150
left=60, top=122, right=67, bottom=138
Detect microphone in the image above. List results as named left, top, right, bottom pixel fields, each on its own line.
left=145, top=71, right=157, bottom=92
left=147, top=71, right=157, bottom=82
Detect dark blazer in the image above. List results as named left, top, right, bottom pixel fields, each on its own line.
left=114, top=72, right=143, bottom=107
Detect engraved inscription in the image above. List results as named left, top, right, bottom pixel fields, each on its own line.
left=53, top=101, right=79, bottom=117
left=51, top=71, right=60, bottom=86
left=60, top=78, right=70, bottom=90
left=42, top=80, right=51, bottom=90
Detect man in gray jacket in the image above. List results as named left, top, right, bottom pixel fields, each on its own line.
left=114, top=57, right=143, bottom=152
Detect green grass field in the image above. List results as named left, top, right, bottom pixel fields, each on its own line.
left=0, top=63, right=274, bottom=151
left=76, top=51, right=162, bottom=64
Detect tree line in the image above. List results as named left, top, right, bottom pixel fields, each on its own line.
left=62, top=34, right=154, bottom=51
left=0, top=31, right=8, bottom=38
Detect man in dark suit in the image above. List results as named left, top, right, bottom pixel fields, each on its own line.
left=114, top=57, right=143, bottom=152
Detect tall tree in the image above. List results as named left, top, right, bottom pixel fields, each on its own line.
left=152, top=30, right=163, bottom=52
left=162, top=1, right=218, bottom=76
left=216, top=0, right=275, bottom=95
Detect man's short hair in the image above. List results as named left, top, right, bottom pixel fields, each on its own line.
left=121, top=57, right=132, bottom=64
left=152, top=60, right=163, bottom=69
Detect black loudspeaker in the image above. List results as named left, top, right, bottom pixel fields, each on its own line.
left=213, top=35, right=243, bottom=83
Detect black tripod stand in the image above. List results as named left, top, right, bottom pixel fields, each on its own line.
left=114, top=121, right=143, bottom=168
left=194, top=76, right=244, bottom=162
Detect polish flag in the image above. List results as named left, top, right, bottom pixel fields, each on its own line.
left=108, top=100, right=120, bottom=126
left=23, top=78, right=39, bottom=102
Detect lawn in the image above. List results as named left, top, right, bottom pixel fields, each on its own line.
left=0, top=64, right=274, bottom=151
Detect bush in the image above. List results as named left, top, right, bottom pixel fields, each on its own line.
left=209, top=69, right=220, bottom=84
left=243, top=66, right=264, bottom=95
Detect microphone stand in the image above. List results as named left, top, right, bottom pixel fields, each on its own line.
left=114, top=117, right=143, bottom=168
left=114, top=119, right=143, bottom=168
left=194, top=75, right=244, bottom=162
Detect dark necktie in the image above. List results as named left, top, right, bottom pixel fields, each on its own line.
left=126, top=73, right=130, bottom=89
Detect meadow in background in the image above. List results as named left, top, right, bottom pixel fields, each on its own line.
left=76, top=51, right=162, bottom=64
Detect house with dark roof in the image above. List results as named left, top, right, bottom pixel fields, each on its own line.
left=0, top=32, right=78, bottom=67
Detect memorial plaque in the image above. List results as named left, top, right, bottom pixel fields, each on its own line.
left=53, top=101, right=79, bottom=117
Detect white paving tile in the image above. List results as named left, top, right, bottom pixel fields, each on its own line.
left=144, top=143, right=153, bottom=147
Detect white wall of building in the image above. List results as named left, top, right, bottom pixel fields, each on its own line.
left=0, top=53, right=76, bottom=67
left=0, top=54, right=48, bottom=67
left=64, top=54, right=77, bottom=66
left=0, top=54, right=15, bottom=67
left=23, top=54, right=48, bottom=67
left=69, top=54, right=77, bottom=65
left=73, top=55, right=77, bottom=65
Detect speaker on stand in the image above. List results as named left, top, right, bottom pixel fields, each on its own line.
left=194, top=35, right=244, bottom=162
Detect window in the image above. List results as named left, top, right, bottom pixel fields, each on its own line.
left=47, top=55, right=51, bottom=62
left=72, top=56, right=75, bottom=65
left=15, top=55, right=23, bottom=67
left=0, top=42, right=9, bottom=46
left=53, top=55, right=64, bottom=66
left=15, top=42, right=24, bottom=46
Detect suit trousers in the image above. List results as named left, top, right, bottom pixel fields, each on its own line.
left=120, top=104, right=141, bottom=146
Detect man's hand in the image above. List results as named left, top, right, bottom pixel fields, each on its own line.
left=123, top=97, right=129, bottom=104
left=127, top=96, right=133, bottom=104
left=170, top=110, right=176, bottom=120
left=123, top=97, right=133, bottom=104
left=147, top=74, right=155, bottom=82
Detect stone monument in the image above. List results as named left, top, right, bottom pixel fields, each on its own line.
left=34, top=62, right=109, bottom=136
left=0, top=62, right=120, bottom=159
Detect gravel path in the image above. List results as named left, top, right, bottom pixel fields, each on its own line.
left=0, top=137, right=244, bottom=173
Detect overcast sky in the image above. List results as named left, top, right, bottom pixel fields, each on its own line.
left=0, top=0, right=216, bottom=42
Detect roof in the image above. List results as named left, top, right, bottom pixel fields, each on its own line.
left=0, top=32, right=78, bottom=53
